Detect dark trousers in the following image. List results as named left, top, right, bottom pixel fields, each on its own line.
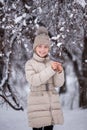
left=33, top=125, right=53, bottom=130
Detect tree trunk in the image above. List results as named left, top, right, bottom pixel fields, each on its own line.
left=80, top=36, right=87, bottom=108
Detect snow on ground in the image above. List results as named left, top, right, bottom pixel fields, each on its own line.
left=0, top=107, right=87, bottom=130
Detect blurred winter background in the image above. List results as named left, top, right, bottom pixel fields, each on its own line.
left=0, top=0, right=87, bottom=130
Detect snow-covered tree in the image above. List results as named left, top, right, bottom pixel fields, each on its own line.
left=0, top=0, right=87, bottom=110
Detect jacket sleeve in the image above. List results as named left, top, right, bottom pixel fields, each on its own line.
left=25, top=61, right=56, bottom=87
left=53, top=70, right=65, bottom=87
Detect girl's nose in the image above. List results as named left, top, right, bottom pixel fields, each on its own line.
left=41, top=47, right=45, bottom=51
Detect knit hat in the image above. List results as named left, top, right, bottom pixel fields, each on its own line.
left=33, top=26, right=50, bottom=50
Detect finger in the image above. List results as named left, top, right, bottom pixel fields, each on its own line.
left=57, top=62, right=62, bottom=66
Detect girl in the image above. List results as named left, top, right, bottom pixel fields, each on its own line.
left=25, top=26, right=64, bottom=130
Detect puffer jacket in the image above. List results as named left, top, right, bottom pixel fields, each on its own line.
left=25, top=53, right=64, bottom=128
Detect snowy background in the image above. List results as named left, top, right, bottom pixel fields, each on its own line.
left=0, top=0, right=87, bottom=130
left=0, top=107, right=87, bottom=130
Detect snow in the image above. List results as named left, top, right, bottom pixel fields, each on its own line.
left=25, top=4, right=31, bottom=10
left=74, top=0, right=87, bottom=8
left=23, top=19, right=27, bottom=26
left=51, top=35, right=60, bottom=40
left=34, top=18, right=38, bottom=24
left=57, top=42, right=62, bottom=47
left=38, top=7, right=42, bottom=13
left=0, top=107, right=87, bottom=130
left=69, top=14, right=73, bottom=18
left=12, top=3, right=16, bottom=9
left=0, top=0, right=3, bottom=3
left=60, top=27, right=64, bottom=31
left=61, top=61, right=80, bottom=109
left=85, top=59, right=87, bottom=63
left=0, top=53, right=4, bottom=57
left=14, top=14, right=26, bottom=23
left=24, top=43, right=28, bottom=48
left=0, top=1, right=87, bottom=129
left=14, top=16, right=23, bottom=23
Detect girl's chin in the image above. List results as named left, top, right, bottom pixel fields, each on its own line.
left=38, top=53, right=46, bottom=56
left=40, top=55, right=46, bottom=57
left=39, top=54, right=47, bottom=57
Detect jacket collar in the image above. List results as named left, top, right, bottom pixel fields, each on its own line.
left=33, top=53, right=49, bottom=62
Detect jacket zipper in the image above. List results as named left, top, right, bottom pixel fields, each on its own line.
left=45, top=62, right=54, bottom=124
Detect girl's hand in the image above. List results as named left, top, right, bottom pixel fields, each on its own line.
left=51, top=61, right=58, bottom=71
left=56, top=62, right=63, bottom=73
left=51, top=61, right=63, bottom=73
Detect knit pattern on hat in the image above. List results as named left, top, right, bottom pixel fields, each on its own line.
left=33, top=26, right=50, bottom=50
left=36, top=26, right=48, bottom=35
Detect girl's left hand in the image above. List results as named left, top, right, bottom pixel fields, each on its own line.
left=56, top=62, right=63, bottom=73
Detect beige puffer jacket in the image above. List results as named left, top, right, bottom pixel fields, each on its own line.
left=25, top=53, right=64, bottom=128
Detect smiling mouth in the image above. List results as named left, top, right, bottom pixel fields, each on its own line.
left=39, top=52, right=46, bottom=54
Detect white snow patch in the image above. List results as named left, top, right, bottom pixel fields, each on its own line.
left=0, top=0, right=4, bottom=3
left=23, top=19, right=27, bottom=26
left=6, top=26, right=12, bottom=29
left=0, top=107, right=87, bottom=130
left=24, top=44, right=28, bottom=48
left=51, top=35, right=60, bottom=40
left=15, top=16, right=23, bottom=23
left=60, top=27, right=64, bottom=31
left=85, top=59, right=87, bottom=63
left=57, top=42, right=62, bottom=47
left=38, top=7, right=42, bottom=13
left=80, top=43, right=83, bottom=47
left=25, top=4, right=31, bottom=10
left=62, top=34, right=66, bottom=38
left=34, top=18, right=38, bottom=24
left=2, top=18, right=5, bottom=22
left=12, top=3, right=16, bottom=9
left=69, top=13, right=73, bottom=18
left=60, top=61, right=80, bottom=109
left=14, top=14, right=26, bottom=23
left=0, top=53, right=4, bottom=57
left=22, top=13, right=26, bottom=18
left=66, top=29, right=69, bottom=32
left=74, top=0, right=86, bottom=8
left=12, top=30, right=16, bottom=34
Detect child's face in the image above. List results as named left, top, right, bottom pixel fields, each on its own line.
left=35, top=44, right=49, bottom=58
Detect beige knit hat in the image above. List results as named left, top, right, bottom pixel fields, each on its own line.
left=33, top=26, right=50, bottom=50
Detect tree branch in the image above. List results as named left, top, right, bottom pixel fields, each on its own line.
left=0, top=94, right=24, bottom=111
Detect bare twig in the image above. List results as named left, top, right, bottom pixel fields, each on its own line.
left=0, top=94, right=24, bottom=111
